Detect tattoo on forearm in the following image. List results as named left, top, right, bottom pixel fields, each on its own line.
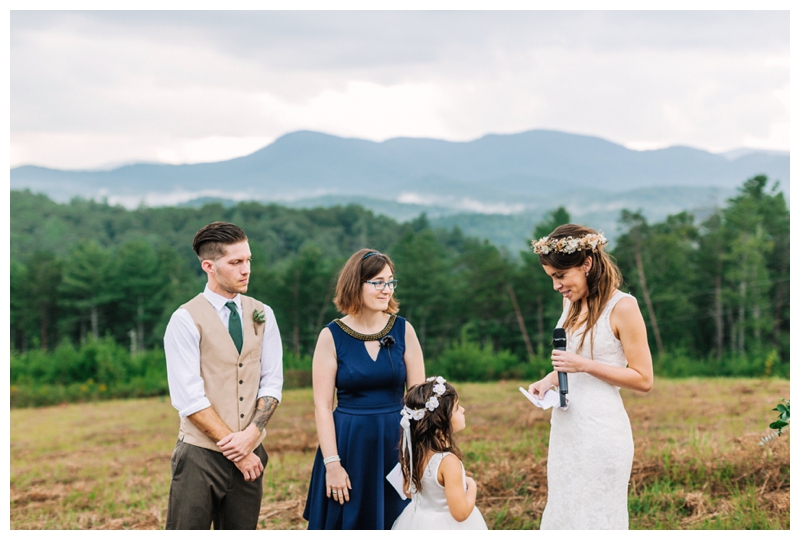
left=252, top=396, right=279, bottom=432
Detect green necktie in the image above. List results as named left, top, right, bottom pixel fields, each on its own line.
left=226, top=301, right=243, bottom=354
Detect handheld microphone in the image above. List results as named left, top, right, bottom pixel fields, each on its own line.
left=552, top=328, right=568, bottom=407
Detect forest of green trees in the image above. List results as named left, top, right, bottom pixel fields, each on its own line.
left=9, top=175, right=789, bottom=406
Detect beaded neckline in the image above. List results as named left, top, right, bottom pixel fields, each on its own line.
left=334, top=314, right=397, bottom=341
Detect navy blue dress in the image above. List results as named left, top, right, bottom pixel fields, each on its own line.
left=303, top=314, right=411, bottom=529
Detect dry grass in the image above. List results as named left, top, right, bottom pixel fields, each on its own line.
left=10, top=378, right=789, bottom=529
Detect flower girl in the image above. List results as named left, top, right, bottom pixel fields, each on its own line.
left=391, top=377, right=488, bottom=530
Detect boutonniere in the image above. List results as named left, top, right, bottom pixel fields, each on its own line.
left=253, top=309, right=265, bottom=334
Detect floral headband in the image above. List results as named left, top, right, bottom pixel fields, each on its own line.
left=400, top=376, right=447, bottom=424
left=531, top=232, right=608, bottom=255
left=399, top=376, right=448, bottom=492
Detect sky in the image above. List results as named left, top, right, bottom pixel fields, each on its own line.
left=8, top=8, right=792, bottom=170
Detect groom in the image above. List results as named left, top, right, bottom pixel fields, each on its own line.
left=164, top=221, right=283, bottom=529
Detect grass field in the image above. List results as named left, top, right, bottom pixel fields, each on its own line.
left=10, top=378, right=789, bottom=530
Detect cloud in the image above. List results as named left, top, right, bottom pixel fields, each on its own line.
left=10, top=10, right=790, bottom=169
left=397, top=192, right=525, bottom=215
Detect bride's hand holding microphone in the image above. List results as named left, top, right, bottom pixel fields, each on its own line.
left=551, top=349, right=590, bottom=374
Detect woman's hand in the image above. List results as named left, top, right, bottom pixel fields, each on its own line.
left=325, top=461, right=352, bottom=505
left=551, top=349, right=590, bottom=374
left=528, top=372, right=557, bottom=399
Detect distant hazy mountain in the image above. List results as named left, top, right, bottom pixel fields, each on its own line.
left=10, top=129, right=788, bottom=250
left=10, top=129, right=788, bottom=208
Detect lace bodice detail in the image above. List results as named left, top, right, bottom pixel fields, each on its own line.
left=556, top=289, right=632, bottom=369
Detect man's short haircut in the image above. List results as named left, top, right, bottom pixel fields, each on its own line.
left=192, top=222, right=248, bottom=261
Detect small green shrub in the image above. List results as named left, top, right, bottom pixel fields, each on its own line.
left=282, top=351, right=312, bottom=371
left=653, top=347, right=788, bottom=379
left=427, top=339, right=527, bottom=382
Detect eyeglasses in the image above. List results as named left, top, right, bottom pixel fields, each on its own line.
left=364, top=279, right=398, bottom=291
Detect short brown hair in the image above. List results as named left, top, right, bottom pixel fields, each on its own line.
left=192, top=222, right=248, bottom=261
left=333, top=249, right=399, bottom=316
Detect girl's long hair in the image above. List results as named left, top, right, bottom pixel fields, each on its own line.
left=537, top=224, right=622, bottom=357
left=400, top=380, right=463, bottom=494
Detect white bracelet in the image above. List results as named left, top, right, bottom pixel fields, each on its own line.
left=323, top=455, right=341, bottom=465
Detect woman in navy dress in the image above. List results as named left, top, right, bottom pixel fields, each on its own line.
left=303, top=249, right=426, bottom=529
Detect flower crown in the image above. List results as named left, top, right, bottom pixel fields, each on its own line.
left=531, top=232, right=608, bottom=255
left=400, top=376, right=447, bottom=424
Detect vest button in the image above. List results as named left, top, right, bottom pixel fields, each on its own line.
left=239, top=363, right=243, bottom=367
left=240, top=414, right=244, bottom=418
left=239, top=380, right=243, bottom=384
left=240, top=397, right=243, bottom=401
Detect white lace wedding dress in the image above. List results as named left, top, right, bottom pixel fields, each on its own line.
left=392, top=452, right=488, bottom=530
left=540, top=290, right=635, bottom=530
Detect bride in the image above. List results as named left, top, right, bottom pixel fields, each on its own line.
left=527, top=224, right=653, bottom=530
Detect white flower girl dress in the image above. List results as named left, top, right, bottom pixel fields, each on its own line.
left=392, top=452, right=488, bottom=530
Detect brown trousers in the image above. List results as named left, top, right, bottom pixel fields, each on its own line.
left=165, top=440, right=268, bottom=529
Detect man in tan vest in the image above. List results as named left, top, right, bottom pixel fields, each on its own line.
left=164, top=221, right=283, bottom=529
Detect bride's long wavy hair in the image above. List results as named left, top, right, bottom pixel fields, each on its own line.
left=400, top=380, right=462, bottom=494
left=537, top=224, right=622, bottom=357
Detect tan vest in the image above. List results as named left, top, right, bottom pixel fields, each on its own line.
left=178, top=293, right=267, bottom=452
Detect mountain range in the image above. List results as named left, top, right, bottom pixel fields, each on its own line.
left=10, top=129, right=789, bottom=250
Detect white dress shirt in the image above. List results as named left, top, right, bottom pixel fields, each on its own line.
left=164, top=285, right=283, bottom=418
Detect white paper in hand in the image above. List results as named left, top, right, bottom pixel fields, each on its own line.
left=385, top=462, right=408, bottom=500
left=519, top=387, right=569, bottom=410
